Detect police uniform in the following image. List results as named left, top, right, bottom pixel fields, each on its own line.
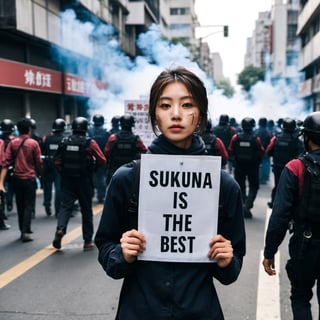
left=52, top=117, right=106, bottom=250
left=200, top=119, right=228, bottom=167
left=0, top=119, right=15, bottom=214
left=42, top=118, right=66, bottom=216
left=104, top=115, right=147, bottom=185
left=266, top=118, right=304, bottom=208
left=255, top=117, right=273, bottom=184
left=228, top=117, right=264, bottom=218
left=88, top=114, right=109, bottom=203
left=263, top=112, right=320, bottom=318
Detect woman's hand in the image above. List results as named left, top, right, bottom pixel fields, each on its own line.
left=120, top=229, right=145, bottom=263
left=208, top=234, right=233, bottom=268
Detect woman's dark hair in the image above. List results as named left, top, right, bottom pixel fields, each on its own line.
left=148, top=67, right=208, bottom=134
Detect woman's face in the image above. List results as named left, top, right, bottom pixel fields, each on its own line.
left=155, top=81, right=201, bottom=149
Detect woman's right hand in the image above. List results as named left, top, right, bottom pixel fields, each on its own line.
left=120, top=229, right=146, bottom=263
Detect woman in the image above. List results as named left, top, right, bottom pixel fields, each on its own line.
left=95, top=67, right=246, bottom=319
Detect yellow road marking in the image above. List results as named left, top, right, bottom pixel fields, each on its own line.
left=0, top=204, right=103, bottom=289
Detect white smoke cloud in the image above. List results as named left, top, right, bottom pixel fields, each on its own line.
left=56, top=9, right=309, bottom=129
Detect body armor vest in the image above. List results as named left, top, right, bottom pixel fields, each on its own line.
left=201, top=132, right=218, bottom=156
left=213, top=125, right=232, bottom=149
left=234, top=133, right=259, bottom=165
left=273, top=133, right=298, bottom=167
left=60, top=135, right=91, bottom=177
left=295, top=155, right=320, bottom=224
left=108, top=131, right=138, bottom=174
left=89, top=126, right=109, bottom=152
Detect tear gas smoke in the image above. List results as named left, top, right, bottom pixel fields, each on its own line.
left=53, top=9, right=309, bottom=129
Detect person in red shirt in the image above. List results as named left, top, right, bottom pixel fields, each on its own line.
left=0, top=118, right=43, bottom=242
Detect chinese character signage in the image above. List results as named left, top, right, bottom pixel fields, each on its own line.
left=0, top=58, right=62, bottom=93
left=125, top=99, right=155, bottom=147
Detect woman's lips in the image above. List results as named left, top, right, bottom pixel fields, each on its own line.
left=169, top=125, right=184, bottom=132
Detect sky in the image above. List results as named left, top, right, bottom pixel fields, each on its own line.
left=194, top=0, right=272, bottom=86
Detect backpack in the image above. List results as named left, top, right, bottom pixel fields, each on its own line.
left=295, top=155, right=320, bottom=224
left=233, top=133, right=259, bottom=165
left=108, top=131, right=139, bottom=174
left=213, top=125, right=232, bottom=149
left=60, top=135, right=92, bottom=177
left=126, top=160, right=227, bottom=231
left=43, top=134, right=64, bottom=171
left=89, top=127, right=109, bottom=152
left=273, top=133, right=300, bottom=167
left=201, top=132, right=219, bottom=156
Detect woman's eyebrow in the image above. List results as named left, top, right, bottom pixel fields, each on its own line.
left=159, top=95, right=193, bottom=101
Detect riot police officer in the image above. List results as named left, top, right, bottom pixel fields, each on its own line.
left=105, top=114, right=147, bottom=185
left=266, top=117, right=304, bottom=208
left=263, top=111, right=320, bottom=319
left=228, top=117, right=264, bottom=218
left=108, top=115, right=121, bottom=135
left=42, top=118, right=66, bottom=216
left=200, top=119, right=228, bottom=167
left=88, top=114, right=109, bottom=203
left=52, top=117, right=106, bottom=251
left=255, top=117, right=273, bottom=184
left=0, top=119, right=15, bottom=214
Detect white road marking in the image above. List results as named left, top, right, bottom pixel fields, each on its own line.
left=256, top=208, right=281, bottom=319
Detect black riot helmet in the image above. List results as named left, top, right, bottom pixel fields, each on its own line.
left=120, top=115, right=135, bottom=129
left=30, top=118, right=37, bottom=129
left=72, top=117, right=88, bottom=133
left=0, top=119, right=14, bottom=134
left=258, top=117, right=267, bottom=127
left=241, top=117, right=255, bottom=132
left=111, top=115, right=120, bottom=127
left=282, top=117, right=296, bottom=133
left=219, top=114, right=229, bottom=125
left=93, top=114, right=104, bottom=126
left=52, top=118, right=66, bottom=132
left=302, top=111, right=320, bottom=145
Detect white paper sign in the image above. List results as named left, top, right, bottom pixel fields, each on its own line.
left=138, top=154, right=221, bottom=262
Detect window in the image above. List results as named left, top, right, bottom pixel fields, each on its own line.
left=170, top=7, right=190, bottom=15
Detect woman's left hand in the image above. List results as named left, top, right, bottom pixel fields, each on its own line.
left=208, top=234, right=233, bottom=268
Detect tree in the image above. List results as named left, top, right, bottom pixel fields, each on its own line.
left=215, top=79, right=235, bottom=98
left=237, top=65, right=265, bottom=92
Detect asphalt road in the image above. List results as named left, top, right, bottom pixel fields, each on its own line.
left=0, top=180, right=318, bottom=320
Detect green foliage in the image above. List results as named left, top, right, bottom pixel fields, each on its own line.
left=215, top=79, right=235, bottom=98
left=237, top=65, right=265, bottom=92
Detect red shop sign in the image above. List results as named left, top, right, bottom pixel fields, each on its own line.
left=0, top=58, right=62, bottom=93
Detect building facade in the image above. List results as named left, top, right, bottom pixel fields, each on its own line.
left=297, top=0, right=320, bottom=110
left=0, top=0, right=160, bottom=136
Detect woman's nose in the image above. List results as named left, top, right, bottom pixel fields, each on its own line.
left=171, top=104, right=181, bottom=118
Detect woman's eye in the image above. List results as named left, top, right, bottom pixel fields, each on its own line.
left=159, top=103, right=170, bottom=109
left=182, top=103, right=194, bottom=108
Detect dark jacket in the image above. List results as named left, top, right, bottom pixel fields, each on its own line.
left=264, top=149, right=320, bottom=259
left=95, top=134, right=246, bottom=320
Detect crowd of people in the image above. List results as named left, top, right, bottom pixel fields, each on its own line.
left=0, top=115, right=148, bottom=248
left=1, top=66, right=320, bottom=319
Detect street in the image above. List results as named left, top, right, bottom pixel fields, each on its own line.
left=0, top=180, right=318, bottom=320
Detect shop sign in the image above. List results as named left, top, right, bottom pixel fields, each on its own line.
left=0, top=58, right=62, bottom=93
left=64, top=73, right=107, bottom=97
